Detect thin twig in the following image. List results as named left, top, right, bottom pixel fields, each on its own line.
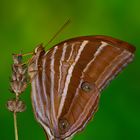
left=13, top=111, right=18, bottom=140
left=14, top=94, right=19, bottom=140
left=7, top=53, right=27, bottom=140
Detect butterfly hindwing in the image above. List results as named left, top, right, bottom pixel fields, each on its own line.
left=28, top=35, right=135, bottom=140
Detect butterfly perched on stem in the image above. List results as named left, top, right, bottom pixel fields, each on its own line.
left=27, top=35, right=135, bottom=140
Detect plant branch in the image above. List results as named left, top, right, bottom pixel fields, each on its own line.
left=13, top=111, right=18, bottom=140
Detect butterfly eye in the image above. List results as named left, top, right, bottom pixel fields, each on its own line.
left=81, top=82, right=93, bottom=92
left=59, top=118, right=69, bottom=132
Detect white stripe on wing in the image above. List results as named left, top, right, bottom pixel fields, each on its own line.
left=58, top=40, right=89, bottom=118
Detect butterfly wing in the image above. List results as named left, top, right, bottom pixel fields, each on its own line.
left=28, top=36, right=135, bottom=140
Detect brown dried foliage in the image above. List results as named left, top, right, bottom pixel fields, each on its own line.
left=10, top=54, right=27, bottom=95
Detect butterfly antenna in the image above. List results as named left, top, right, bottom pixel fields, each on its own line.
left=45, top=18, right=71, bottom=48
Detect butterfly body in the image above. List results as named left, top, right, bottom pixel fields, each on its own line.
left=28, top=35, right=135, bottom=140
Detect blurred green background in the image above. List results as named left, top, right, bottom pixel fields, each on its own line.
left=0, top=0, right=140, bottom=140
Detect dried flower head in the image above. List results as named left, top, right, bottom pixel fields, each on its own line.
left=10, top=54, right=28, bottom=95
left=7, top=99, right=26, bottom=113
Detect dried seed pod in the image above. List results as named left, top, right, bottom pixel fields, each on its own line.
left=10, top=54, right=28, bottom=95
left=7, top=99, right=26, bottom=113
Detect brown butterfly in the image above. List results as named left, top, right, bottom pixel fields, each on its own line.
left=28, top=35, right=135, bottom=140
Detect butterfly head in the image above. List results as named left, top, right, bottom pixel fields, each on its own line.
left=34, top=44, right=45, bottom=54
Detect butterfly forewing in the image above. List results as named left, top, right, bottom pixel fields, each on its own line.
left=28, top=36, right=135, bottom=140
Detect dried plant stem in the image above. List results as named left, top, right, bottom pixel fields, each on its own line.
left=13, top=111, right=18, bottom=140
left=7, top=54, right=27, bottom=140
left=14, top=94, right=19, bottom=140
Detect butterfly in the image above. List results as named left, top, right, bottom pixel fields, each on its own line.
left=28, top=35, right=135, bottom=140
